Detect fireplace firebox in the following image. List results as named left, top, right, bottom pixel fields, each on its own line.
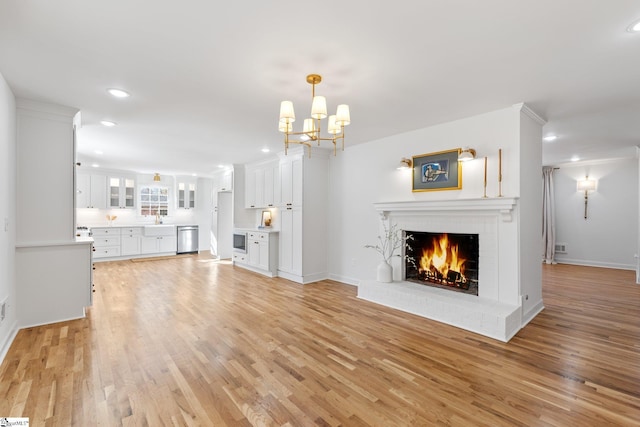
left=404, top=231, right=479, bottom=295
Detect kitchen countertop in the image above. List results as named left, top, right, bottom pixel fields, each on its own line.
left=88, top=224, right=177, bottom=228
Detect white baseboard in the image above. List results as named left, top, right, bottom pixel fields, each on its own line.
left=522, top=300, right=545, bottom=328
left=327, top=274, right=359, bottom=287
left=0, top=320, right=19, bottom=366
left=554, top=258, right=635, bottom=271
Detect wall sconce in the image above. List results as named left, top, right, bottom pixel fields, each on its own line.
left=153, top=173, right=161, bottom=182
left=577, top=176, right=596, bottom=219
left=458, top=147, right=477, bottom=162
left=397, top=157, right=413, bottom=170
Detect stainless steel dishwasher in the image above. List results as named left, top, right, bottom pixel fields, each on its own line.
left=177, top=225, right=199, bottom=254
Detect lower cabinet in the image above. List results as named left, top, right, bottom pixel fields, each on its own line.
left=234, top=231, right=278, bottom=277
left=121, top=227, right=142, bottom=256
left=91, top=227, right=121, bottom=259
left=91, top=225, right=177, bottom=261
left=141, top=235, right=177, bottom=254
left=278, top=207, right=302, bottom=276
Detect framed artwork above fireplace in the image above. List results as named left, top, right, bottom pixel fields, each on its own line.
left=412, top=148, right=462, bottom=192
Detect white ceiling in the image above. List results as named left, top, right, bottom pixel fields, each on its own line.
left=1, top=1, right=639, bottom=176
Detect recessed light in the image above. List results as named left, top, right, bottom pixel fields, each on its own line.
left=191, top=173, right=197, bottom=177
left=107, top=88, right=130, bottom=98
left=570, top=156, right=580, bottom=162
left=91, top=163, right=100, bottom=168
left=627, top=19, right=640, bottom=33
left=100, top=120, right=116, bottom=127
left=94, top=150, right=103, bottom=155
left=543, top=135, right=557, bottom=142
left=218, top=164, right=224, bottom=168
left=261, top=148, right=270, bottom=153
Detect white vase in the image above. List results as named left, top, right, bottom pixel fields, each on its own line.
left=377, top=260, right=393, bottom=283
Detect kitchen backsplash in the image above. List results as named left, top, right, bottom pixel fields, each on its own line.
left=76, top=207, right=198, bottom=227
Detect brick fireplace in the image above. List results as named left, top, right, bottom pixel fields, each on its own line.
left=357, top=198, right=541, bottom=342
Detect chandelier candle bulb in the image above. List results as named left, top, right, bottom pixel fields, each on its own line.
left=278, top=121, right=292, bottom=133
left=328, top=115, right=340, bottom=134
left=336, top=104, right=351, bottom=126
left=279, top=101, right=295, bottom=122
left=311, top=96, right=327, bottom=119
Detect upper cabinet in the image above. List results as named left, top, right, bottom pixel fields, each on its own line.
left=76, top=173, right=107, bottom=209
left=245, top=159, right=280, bottom=209
left=218, top=169, right=233, bottom=192
left=177, top=178, right=196, bottom=209
left=279, top=154, right=302, bottom=207
left=108, top=176, right=135, bottom=209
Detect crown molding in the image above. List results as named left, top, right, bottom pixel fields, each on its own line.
left=513, top=102, right=546, bottom=126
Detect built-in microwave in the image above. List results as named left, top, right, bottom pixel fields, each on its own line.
left=232, top=232, right=247, bottom=253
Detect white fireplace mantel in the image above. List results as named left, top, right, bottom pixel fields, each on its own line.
left=374, top=197, right=518, bottom=222
left=360, top=196, right=528, bottom=342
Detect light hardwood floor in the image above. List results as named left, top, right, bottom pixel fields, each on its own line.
left=1, top=256, right=639, bottom=426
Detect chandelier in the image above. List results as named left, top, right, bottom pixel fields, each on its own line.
left=278, top=74, right=351, bottom=156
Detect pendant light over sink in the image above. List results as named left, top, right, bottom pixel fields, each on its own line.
left=278, top=74, right=351, bottom=157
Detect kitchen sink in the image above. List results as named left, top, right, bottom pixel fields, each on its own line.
left=143, top=224, right=175, bottom=236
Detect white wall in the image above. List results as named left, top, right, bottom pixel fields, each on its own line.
left=554, top=158, right=638, bottom=269
left=327, top=105, right=528, bottom=285
left=517, top=107, right=544, bottom=321
left=0, top=72, right=18, bottom=360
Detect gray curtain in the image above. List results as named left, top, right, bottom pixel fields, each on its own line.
left=542, top=166, right=556, bottom=264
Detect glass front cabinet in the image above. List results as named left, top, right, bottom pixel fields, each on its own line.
left=109, top=176, right=136, bottom=209
left=177, top=181, right=196, bottom=209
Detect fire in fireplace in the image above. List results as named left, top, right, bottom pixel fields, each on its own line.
left=404, top=231, right=479, bottom=295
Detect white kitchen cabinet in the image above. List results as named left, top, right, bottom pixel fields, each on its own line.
left=245, top=167, right=258, bottom=208
left=141, top=236, right=176, bottom=254
left=108, top=176, right=136, bottom=209
left=278, top=207, right=302, bottom=276
left=219, top=169, right=233, bottom=191
left=264, top=163, right=278, bottom=207
left=121, top=227, right=142, bottom=256
left=159, top=235, right=177, bottom=252
left=177, top=179, right=196, bottom=209
left=279, top=154, right=303, bottom=207
left=245, top=159, right=279, bottom=209
left=277, top=147, right=328, bottom=284
left=247, top=231, right=270, bottom=270
left=91, top=225, right=176, bottom=260
left=92, top=227, right=121, bottom=259
left=235, top=231, right=278, bottom=277
left=141, top=226, right=177, bottom=255
left=76, top=173, right=107, bottom=209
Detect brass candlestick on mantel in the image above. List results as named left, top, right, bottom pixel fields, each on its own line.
left=498, top=148, right=503, bottom=197
left=483, top=156, right=488, bottom=198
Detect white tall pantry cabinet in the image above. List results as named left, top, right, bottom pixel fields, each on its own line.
left=15, top=99, right=93, bottom=327
left=277, top=147, right=329, bottom=284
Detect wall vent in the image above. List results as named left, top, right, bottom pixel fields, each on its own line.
left=555, top=243, right=567, bottom=254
